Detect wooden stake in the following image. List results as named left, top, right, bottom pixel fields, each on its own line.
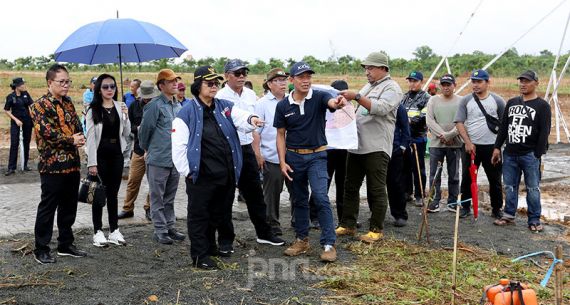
left=451, top=195, right=462, bottom=305
left=413, top=143, right=430, bottom=243
left=555, top=245, right=563, bottom=305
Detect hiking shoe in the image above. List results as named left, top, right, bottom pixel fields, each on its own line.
left=257, top=235, right=285, bottom=246
left=34, top=251, right=56, bottom=264
left=358, top=231, right=383, bottom=244
left=447, top=202, right=459, bottom=212
left=219, top=244, right=234, bottom=257
left=492, top=209, right=504, bottom=219
left=394, top=218, right=407, bottom=227
left=414, top=198, right=423, bottom=207
left=93, top=230, right=108, bottom=247
left=193, top=256, right=218, bottom=270
left=57, top=245, right=87, bottom=258
left=335, top=226, right=356, bottom=236
left=108, top=229, right=126, bottom=245
left=427, top=202, right=440, bottom=213
left=459, top=208, right=471, bottom=218
left=284, top=238, right=310, bottom=256
left=167, top=228, right=186, bottom=241
left=320, top=245, right=337, bottom=262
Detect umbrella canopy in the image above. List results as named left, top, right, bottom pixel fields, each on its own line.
left=469, top=152, right=479, bottom=220
left=54, top=18, right=187, bottom=64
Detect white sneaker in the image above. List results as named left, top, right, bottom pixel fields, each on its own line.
left=93, top=230, right=108, bottom=247
left=108, top=229, right=126, bottom=245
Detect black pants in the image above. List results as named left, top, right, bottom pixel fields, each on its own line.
left=460, top=144, right=503, bottom=211
left=387, top=148, right=408, bottom=220
left=238, top=144, right=273, bottom=239
left=404, top=142, right=427, bottom=199
left=8, top=119, right=32, bottom=170
left=34, top=172, right=80, bottom=254
left=92, top=141, right=123, bottom=233
left=186, top=178, right=235, bottom=260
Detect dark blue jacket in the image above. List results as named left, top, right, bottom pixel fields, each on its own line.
left=393, top=104, right=411, bottom=153
left=176, top=98, right=243, bottom=184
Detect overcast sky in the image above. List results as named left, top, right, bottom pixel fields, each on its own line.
left=2, top=0, right=569, bottom=62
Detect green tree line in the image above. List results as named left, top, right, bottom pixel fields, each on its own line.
left=1, top=46, right=567, bottom=78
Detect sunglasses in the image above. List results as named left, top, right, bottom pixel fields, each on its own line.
left=102, top=84, right=116, bottom=90
left=232, top=70, right=248, bottom=77
left=205, top=81, right=220, bottom=88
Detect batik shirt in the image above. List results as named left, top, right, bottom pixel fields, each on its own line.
left=30, top=92, right=83, bottom=174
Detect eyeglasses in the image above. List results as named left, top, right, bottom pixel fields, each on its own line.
left=53, top=79, right=73, bottom=86
left=271, top=78, right=288, bottom=84
left=232, top=70, right=248, bottom=77
left=205, top=81, right=220, bottom=88
left=101, top=84, right=116, bottom=90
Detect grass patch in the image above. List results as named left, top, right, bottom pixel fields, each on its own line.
left=312, top=238, right=568, bottom=304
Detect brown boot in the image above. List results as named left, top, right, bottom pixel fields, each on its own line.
left=284, top=238, right=310, bottom=256
left=320, top=245, right=337, bottom=262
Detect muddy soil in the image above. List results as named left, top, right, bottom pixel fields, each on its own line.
left=1, top=196, right=568, bottom=304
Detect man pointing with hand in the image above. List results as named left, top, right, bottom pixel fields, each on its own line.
left=274, top=61, right=346, bottom=262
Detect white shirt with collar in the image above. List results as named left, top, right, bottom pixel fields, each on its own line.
left=287, top=88, right=313, bottom=116
left=216, top=85, right=258, bottom=145
left=254, top=91, right=286, bottom=164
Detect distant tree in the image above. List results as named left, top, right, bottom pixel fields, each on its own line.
left=413, top=45, right=434, bottom=61
left=540, top=49, right=554, bottom=57
left=268, top=57, right=285, bottom=69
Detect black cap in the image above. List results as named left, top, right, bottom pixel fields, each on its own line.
left=517, top=70, right=538, bottom=82
left=90, top=76, right=98, bottom=84
left=440, top=74, right=456, bottom=84
left=224, top=59, right=249, bottom=73
left=194, top=66, right=224, bottom=81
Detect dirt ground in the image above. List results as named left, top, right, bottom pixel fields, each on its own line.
left=0, top=189, right=568, bottom=304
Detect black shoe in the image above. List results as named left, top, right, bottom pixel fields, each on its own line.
left=145, top=209, right=152, bottom=221
left=237, top=193, right=245, bottom=202
left=218, top=244, right=234, bottom=257
left=4, top=169, right=15, bottom=176
left=167, top=228, right=186, bottom=241
left=394, top=218, right=407, bottom=227
left=117, top=210, right=134, bottom=219
left=271, top=227, right=283, bottom=236
left=459, top=208, right=472, bottom=218
left=427, top=202, right=440, bottom=213
left=24, top=166, right=32, bottom=171
left=492, top=209, right=504, bottom=219
left=310, top=220, right=320, bottom=230
left=153, top=233, right=174, bottom=245
left=256, top=235, right=285, bottom=246
left=34, top=251, right=56, bottom=264
left=57, top=245, right=87, bottom=258
left=193, top=256, right=218, bottom=270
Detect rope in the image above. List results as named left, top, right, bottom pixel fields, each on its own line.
left=457, top=0, right=569, bottom=94
left=512, top=251, right=564, bottom=287
left=422, top=0, right=484, bottom=90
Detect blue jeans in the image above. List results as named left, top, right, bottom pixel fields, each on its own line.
left=286, top=150, right=336, bottom=246
left=503, top=152, right=541, bottom=225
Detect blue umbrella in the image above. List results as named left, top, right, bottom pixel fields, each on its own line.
left=54, top=18, right=187, bottom=97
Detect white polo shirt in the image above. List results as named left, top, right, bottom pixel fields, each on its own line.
left=254, top=91, right=285, bottom=164
left=216, top=86, right=258, bottom=145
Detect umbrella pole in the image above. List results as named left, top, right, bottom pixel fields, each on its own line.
left=118, top=44, right=124, bottom=102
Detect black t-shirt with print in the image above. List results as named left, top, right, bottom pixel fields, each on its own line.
left=494, top=97, right=551, bottom=158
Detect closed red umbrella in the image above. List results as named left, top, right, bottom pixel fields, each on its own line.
left=470, top=152, right=479, bottom=220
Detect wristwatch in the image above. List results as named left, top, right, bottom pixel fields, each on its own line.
left=354, top=93, right=361, bottom=102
